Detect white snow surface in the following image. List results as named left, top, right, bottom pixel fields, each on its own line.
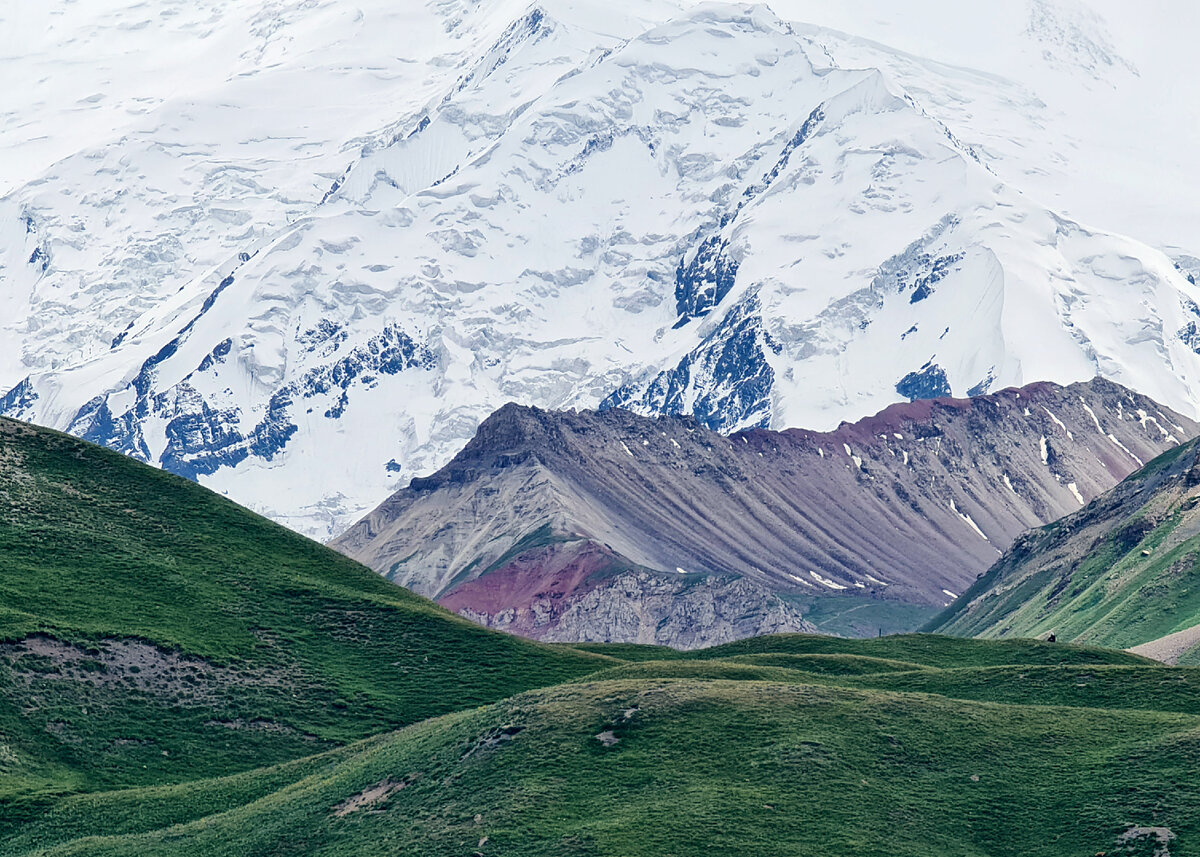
left=810, top=570, right=848, bottom=591
left=2, top=0, right=1200, bottom=538
left=948, top=499, right=988, bottom=542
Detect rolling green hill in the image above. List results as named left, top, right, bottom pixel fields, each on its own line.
left=929, top=437, right=1200, bottom=661
left=0, top=418, right=606, bottom=813
left=5, top=416, right=1200, bottom=856
left=7, top=658, right=1200, bottom=857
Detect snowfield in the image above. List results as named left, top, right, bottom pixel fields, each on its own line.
left=1, top=0, right=1198, bottom=538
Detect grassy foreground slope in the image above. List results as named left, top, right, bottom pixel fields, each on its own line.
left=6, top=630, right=1193, bottom=857
left=7, top=659, right=1200, bottom=857
left=929, top=437, right=1200, bottom=657
left=6, top=417, right=1200, bottom=855
left=0, top=418, right=605, bottom=806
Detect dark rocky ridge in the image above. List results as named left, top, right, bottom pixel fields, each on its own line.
left=331, top=378, right=1197, bottom=646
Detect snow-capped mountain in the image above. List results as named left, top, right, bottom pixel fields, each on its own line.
left=2, top=0, right=1199, bottom=538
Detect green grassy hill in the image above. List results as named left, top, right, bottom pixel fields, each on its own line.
left=5, top=417, right=1200, bottom=856
left=928, top=437, right=1200, bottom=659
left=7, top=654, right=1200, bottom=857
left=0, top=418, right=605, bottom=815
left=687, top=631, right=1149, bottom=667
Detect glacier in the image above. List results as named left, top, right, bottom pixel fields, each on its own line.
left=1, top=0, right=1199, bottom=538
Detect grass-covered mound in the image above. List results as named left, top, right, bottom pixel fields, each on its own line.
left=840, top=663, right=1200, bottom=715
left=4, top=417, right=1200, bottom=856
left=0, top=418, right=605, bottom=809
left=685, top=631, right=1149, bottom=668
left=8, top=669, right=1200, bottom=857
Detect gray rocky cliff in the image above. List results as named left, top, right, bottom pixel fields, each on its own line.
left=332, top=378, right=1197, bottom=644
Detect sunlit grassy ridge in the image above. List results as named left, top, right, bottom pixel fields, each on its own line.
left=930, top=437, right=1200, bottom=655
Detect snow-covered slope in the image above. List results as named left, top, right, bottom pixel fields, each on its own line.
left=761, top=1, right=1200, bottom=255
left=2, top=0, right=1199, bottom=538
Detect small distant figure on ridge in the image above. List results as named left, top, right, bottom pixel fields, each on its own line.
left=1047, top=633, right=1057, bottom=643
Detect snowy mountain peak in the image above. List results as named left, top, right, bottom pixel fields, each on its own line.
left=2, top=0, right=1199, bottom=539
left=1025, top=0, right=1138, bottom=81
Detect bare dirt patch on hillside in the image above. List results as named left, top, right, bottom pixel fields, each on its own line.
left=0, top=634, right=298, bottom=708
left=1129, top=624, right=1200, bottom=665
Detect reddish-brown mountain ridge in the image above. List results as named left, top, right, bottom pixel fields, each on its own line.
left=331, top=379, right=1197, bottom=646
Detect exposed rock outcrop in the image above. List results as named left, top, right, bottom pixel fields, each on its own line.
left=446, top=549, right=817, bottom=649
left=332, top=378, right=1196, bottom=644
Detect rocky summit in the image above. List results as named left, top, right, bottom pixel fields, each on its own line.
left=332, top=378, right=1195, bottom=645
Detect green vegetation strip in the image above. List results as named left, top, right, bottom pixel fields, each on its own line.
left=7, top=676, right=1200, bottom=857
left=4, top=418, right=1200, bottom=855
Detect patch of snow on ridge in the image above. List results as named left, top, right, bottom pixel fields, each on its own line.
left=1043, top=406, right=1072, bottom=440
left=1137, top=409, right=1180, bottom=443
left=1107, top=433, right=1144, bottom=467
left=949, top=500, right=988, bottom=542
left=810, top=571, right=848, bottom=591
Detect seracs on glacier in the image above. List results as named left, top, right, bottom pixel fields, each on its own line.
left=1, top=0, right=1199, bottom=539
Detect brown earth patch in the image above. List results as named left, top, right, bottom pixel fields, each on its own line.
left=332, top=778, right=410, bottom=817
left=0, top=634, right=299, bottom=708
left=1128, top=623, right=1200, bottom=665
left=204, top=719, right=320, bottom=740
left=461, top=724, right=525, bottom=760
left=1116, top=825, right=1175, bottom=857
